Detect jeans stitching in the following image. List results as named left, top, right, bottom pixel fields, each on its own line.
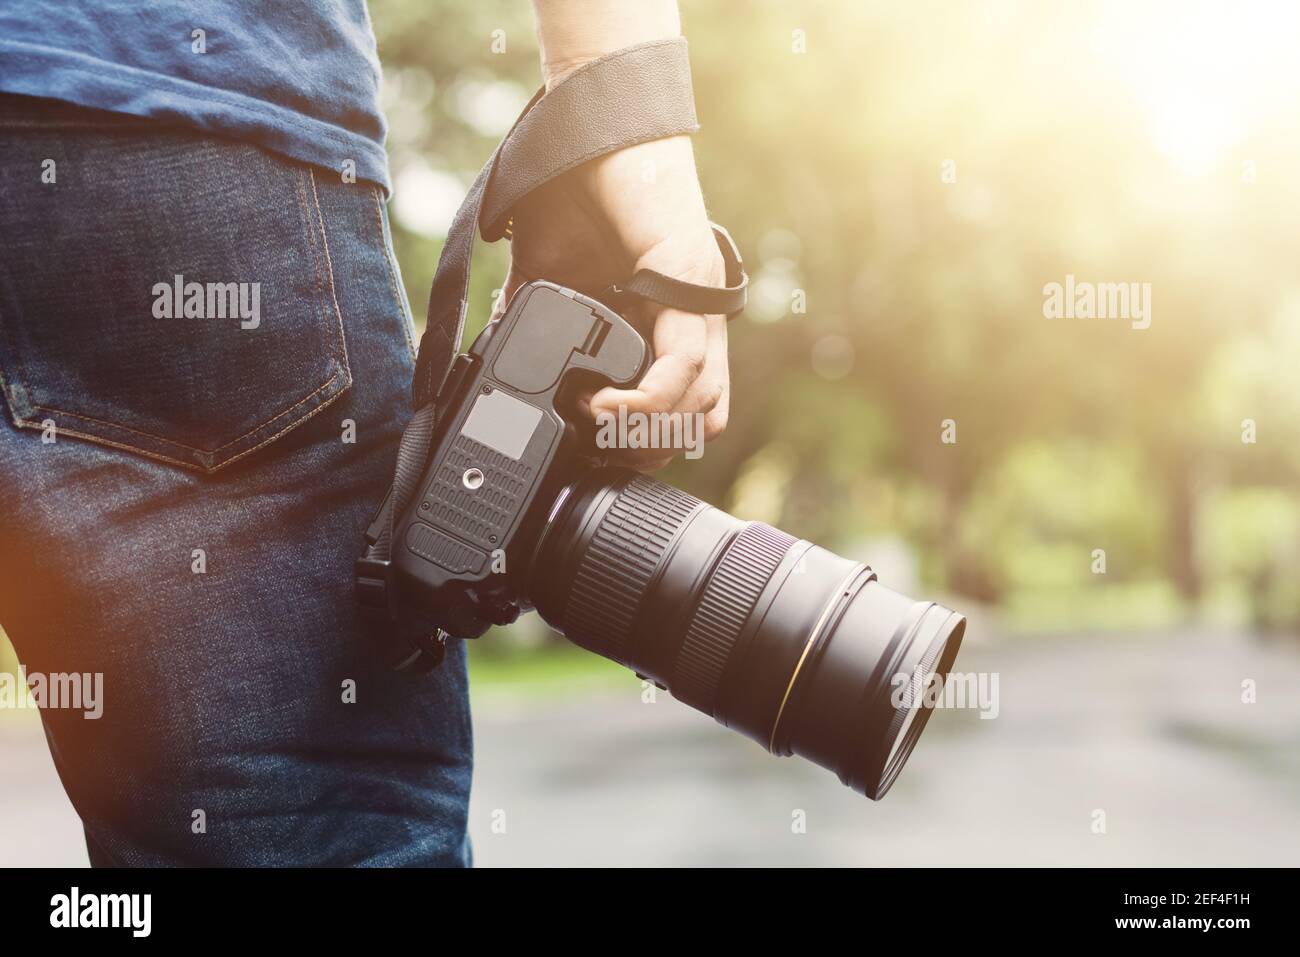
left=25, top=370, right=344, bottom=454
left=307, top=168, right=352, bottom=380
left=10, top=370, right=344, bottom=471
left=372, top=185, right=416, bottom=360
left=0, top=264, right=44, bottom=419
left=0, top=155, right=352, bottom=467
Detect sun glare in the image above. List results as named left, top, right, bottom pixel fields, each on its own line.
left=1092, top=0, right=1300, bottom=177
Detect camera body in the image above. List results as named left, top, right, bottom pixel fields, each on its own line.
left=385, top=280, right=649, bottom=639
left=359, top=279, right=966, bottom=801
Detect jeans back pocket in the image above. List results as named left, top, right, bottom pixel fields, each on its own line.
left=0, top=112, right=351, bottom=472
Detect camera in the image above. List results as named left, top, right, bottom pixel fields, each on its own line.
left=358, top=279, right=965, bottom=799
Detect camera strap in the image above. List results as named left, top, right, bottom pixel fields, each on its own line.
left=359, top=37, right=747, bottom=669
left=413, top=36, right=746, bottom=409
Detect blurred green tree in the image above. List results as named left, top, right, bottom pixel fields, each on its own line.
left=369, top=0, right=1300, bottom=634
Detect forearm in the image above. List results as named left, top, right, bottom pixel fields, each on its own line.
left=514, top=0, right=725, bottom=469
left=531, top=0, right=682, bottom=88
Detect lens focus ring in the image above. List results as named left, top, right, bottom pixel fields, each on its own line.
left=561, top=475, right=700, bottom=666
left=672, top=522, right=796, bottom=713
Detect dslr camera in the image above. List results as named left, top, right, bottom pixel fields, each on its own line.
left=357, top=279, right=965, bottom=799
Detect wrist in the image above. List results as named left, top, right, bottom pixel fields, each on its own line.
left=532, top=0, right=682, bottom=88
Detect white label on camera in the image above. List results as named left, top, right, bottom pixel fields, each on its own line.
left=460, top=389, right=541, bottom=461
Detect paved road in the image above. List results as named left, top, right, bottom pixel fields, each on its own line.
left=3, top=629, right=1298, bottom=867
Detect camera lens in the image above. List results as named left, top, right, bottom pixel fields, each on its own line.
left=529, top=467, right=965, bottom=799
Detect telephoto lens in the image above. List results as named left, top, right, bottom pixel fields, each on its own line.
left=529, top=467, right=965, bottom=799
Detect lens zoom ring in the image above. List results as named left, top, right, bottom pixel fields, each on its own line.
left=673, top=522, right=796, bottom=713
left=562, top=476, right=700, bottom=665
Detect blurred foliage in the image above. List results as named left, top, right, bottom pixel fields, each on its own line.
left=370, top=0, right=1300, bottom=635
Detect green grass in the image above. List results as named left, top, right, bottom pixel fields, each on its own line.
left=467, top=640, right=631, bottom=698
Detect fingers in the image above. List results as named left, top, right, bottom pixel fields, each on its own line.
left=632, top=453, right=676, bottom=475
left=590, top=309, right=729, bottom=470
left=500, top=171, right=733, bottom=473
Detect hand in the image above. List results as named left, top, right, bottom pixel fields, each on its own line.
left=498, top=134, right=729, bottom=472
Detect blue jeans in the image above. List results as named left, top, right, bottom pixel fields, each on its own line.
left=0, top=95, right=472, bottom=866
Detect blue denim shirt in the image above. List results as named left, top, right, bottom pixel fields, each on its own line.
left=0, top=0, right=391, bottom=192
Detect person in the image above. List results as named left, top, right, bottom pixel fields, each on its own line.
left=0, top=0, right=728, bottom=865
